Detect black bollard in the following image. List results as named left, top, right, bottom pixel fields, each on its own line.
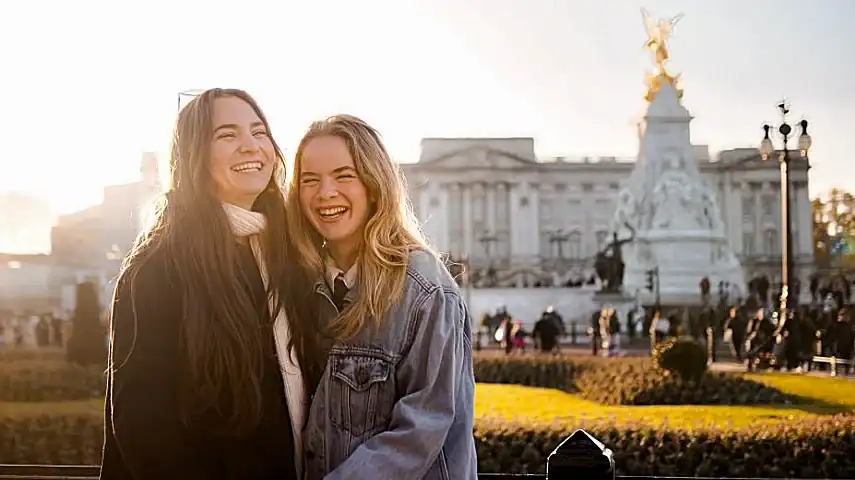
left=546, top=429, right=614, bottom=480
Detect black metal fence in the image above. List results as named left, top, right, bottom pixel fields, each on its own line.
left=0, top=429, right=850, bottom=480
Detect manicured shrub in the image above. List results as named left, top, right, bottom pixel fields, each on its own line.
left=65, top=281, right=108, bottom=367
left=474, top=354, right=797, bottom=406
left=0, top=361, right=104, bottom=402
left=472, top=355, right=587, bottom=392
left=0, top=348, right=66, bottom=363
left=652, top=337, right=708, bottom=381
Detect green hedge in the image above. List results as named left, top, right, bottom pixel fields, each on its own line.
left=0, top=348, right=67, bottom=363
left=474, top=416, right=855, bottom=478
left=0, top=406, right=103, bottom=465
left=2, top=405, right=854, bottom=478
left=473, top=355, right=799, bottom=406
left=1, top=350, right=851, bottom=477
left=0, top=360, right=105, bottom=402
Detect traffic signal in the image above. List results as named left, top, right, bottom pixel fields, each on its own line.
left=645, top=269, right=656, bottom=292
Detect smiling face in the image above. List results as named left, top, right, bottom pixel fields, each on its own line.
left=298, top=135, right=370, bottom=267
left=209, top=95, right=275, bottom=209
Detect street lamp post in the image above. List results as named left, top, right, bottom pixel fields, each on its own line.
left=758, top=101, right=812, bottom=313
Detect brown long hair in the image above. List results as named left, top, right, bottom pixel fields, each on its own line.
left=286, top=115, right=431, bottom=343
left=115, top=88, right=290, bottom=434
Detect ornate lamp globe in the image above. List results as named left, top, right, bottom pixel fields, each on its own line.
left=759, top=124, right=775, bottom=160
left=798, top=120, right=812, bottom=157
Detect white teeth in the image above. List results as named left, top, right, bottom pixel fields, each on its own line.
left=319, top=206, right=347, bottom=216
left=231, top=161, right=263, bottom=172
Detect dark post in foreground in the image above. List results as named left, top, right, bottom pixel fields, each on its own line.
left=547, top=429, right=614, bottom=479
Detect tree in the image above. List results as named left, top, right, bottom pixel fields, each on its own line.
left=66, top=280, right=108, bottom=366
left=812, top=188, right=855, bottom=269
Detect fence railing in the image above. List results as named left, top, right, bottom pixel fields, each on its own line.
left=1, top=429, right=850, bottom=480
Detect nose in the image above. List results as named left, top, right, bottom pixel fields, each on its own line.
left=318, top=178, right=339, bottom=199
left=238, top=131, right=261, bottom=153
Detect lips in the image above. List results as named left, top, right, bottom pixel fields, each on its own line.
left=317, top=206, right=349, bottom=221
left=231, top=161, right=263, bottom=173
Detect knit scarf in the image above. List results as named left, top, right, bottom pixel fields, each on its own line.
left=221, top=202, right=305, bottom=476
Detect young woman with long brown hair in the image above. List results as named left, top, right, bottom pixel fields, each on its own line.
left=288, top=114, right=477, bottom=480
left=100, top=89, right=305, bottom=480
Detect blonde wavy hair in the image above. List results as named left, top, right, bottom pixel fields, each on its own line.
left=286, top=114, right=431, bottom=341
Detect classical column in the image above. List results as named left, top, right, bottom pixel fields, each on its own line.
left=486, top=184, right=496, bottom=233
left=495, top=182, right=508, bottom=259
left=795, top=181, right=812, bottom=258
left=727, top=180, right=742, bottom=250
left=418, top=188, right=430, bottom=224
left=421, top=182, right=450, bottom=251
left=462, top=184, right=473, bottom=257
left=448, top=183, right=462, bottom=256
left=470, top=182, right=486, bottom=260
left=509, top=182, right=539, bottom=259
left=754, top=183, right=763, bottom=254
left=437, top=183, right=451, bottom=251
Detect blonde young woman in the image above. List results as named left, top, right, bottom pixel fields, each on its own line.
left=101, top=89, right=306, bottom=480
left=287, top=115, right=477, bottom=480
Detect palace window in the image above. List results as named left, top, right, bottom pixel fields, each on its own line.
left=595, top=230, right=608, bottom=249
left=743, top=232, right=755, bottom=256
left=764, top=229, right=779, bottom=254
left=568, top=232, right=582, bottom=259
left=539, top=198, right=553, bottom=222
left=742, top=196, right=755, bottom=220
left=761, top=195, right=776, bottom=218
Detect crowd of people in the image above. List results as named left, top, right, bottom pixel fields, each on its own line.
left=0, top=311, right=66, bottom=347
left=473, top=272, right=855, bottom=376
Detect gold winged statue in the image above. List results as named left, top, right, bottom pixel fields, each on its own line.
left=641, top=8, right=684, bottom=102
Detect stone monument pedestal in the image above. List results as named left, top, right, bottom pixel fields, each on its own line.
left=592, top=290, right=634, bottom=306
left=625, top=229, right=744, bottom=306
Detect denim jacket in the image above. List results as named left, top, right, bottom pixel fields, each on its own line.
left=302, top=250, right=477, bottom=480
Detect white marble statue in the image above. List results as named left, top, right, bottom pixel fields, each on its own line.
left=651, top=169, right=701, bottom=230
left=697, top=188, right=725, bottom=233
left=611, top=187, right=640, bottom=233
left=599, top=11, right=746, bottom=304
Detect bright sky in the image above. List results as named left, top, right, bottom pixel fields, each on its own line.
left=1, top=0, right=853, bottom=253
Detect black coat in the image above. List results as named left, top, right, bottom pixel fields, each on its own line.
left=100, top=243, right=297, bottom=480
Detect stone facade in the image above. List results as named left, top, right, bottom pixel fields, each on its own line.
left=401, top=138, right=814, bottom=289
left=48, top=152, right=162, bottom=307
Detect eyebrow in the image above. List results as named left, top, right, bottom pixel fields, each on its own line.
left=300, top=166, right=357, bottom=177
left=213, top=121, right=265, bottom=133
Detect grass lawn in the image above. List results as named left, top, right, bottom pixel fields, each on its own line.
left=2, top=370, right=853, bottom=433
left=475, top=372, right=855, bottom=431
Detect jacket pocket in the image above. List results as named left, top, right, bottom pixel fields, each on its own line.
left=329, top=352, right=394, bottom=437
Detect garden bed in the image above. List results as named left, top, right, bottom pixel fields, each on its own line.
left=1, top=398, right=854, bottom=478
left=473, top=354, right=803, bottom=406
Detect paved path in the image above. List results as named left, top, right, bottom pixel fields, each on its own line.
left=710, top=361, right=855, bottom=380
